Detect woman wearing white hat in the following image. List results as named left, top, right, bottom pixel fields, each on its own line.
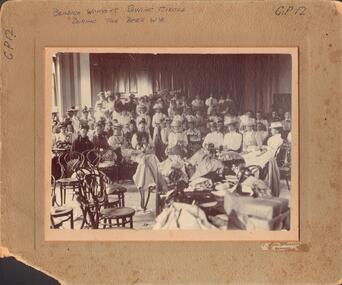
left=202, top=121, right=223, bottom=149
left=223, top=117, right=243, bottom=152
left=136, top=104, right=151, bottom=130
left=267, top=121, right=284, bottom=154
left=168, top=119, right=188, bottom=149
left=152, top=103, right=166, bottom=129
left=242, top=118, right=258, bottom=151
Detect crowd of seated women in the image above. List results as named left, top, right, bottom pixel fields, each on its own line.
left=52, top=90, right=290, bottom=153
left=51, top=90, right=291, bottom=189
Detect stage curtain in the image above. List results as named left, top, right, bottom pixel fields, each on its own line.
left=88, top=54, right=292, bottom=113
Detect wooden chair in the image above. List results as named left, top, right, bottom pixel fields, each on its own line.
left=76, top=173, right=126, bottom=229
left=56, top=151, right=84, bottom=205
left=50, top=175, right=74, bottom=229
left=99, top=171, right=127, bottom=207
left=86, top=149, right=101, bottom=171
left=77, top=173, right=108, bottom=229
left=50, top=207, right=74, bottom=229
left=100, top=207, right=135, bottom=229
left=247, top=165, right=263, bottom=179
left=86, top=149, right=127, bottom=207
left=275, top=143, right=291, bottom=190
left=85, top=172, right=135, bottom=229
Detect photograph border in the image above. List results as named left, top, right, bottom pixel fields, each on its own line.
left=44, top=47, right=299, bottom=241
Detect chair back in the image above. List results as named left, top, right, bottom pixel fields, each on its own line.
left=59, top=151, right=84, bottom=178
left=76, top=173, right=108, bottom=229
left=83, top=173, right=107, bottom=202
left=275, top=143, right=290, bottom=167
left=247, top=165, right=263, bottom=179
left=86, top=149, right=101, bottom=170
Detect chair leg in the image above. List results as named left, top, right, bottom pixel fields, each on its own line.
left=121, top=194, right=125, bottom=207
left=63, top=186, right=66, bottom=205
left=80, top=208, right=87, bottom=229
left=130, top=217, right=133, bottom=229
left=286, top=177, right=290, bottom=191
left=60, top=184, right=63, bottom=205
left=70, top=210, right=74, bottom=229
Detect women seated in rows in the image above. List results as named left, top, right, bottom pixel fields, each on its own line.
left=52, top=91, right=290, bottom=159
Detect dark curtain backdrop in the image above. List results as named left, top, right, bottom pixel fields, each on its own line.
left=90, top=53, right=291, bottom=113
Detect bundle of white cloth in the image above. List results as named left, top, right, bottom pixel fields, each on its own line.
left=153, top=202, right=218, bottom=230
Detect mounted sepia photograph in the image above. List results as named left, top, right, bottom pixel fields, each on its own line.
left=46, top=48, right=298, bottom=241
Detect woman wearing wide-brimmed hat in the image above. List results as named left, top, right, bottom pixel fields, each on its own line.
left=168, top=119, right=188, bottom=149
left=223, top=116, right=243, bottom=152
left=267, top=121, right=284, bottom=154
left=202, top=121, right=223, bottom=150
left=152, top=103, right=166, bottom=129
left=136, top=104, right=151, bottom=130
left=242, top=118, right=258, bottom=151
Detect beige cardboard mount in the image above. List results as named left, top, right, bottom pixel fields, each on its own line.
left=1, top=0, right=341, bottom=284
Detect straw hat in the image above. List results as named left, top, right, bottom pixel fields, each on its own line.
left=153, top=103, right=163, bottom=110
left=171, top=119, right=182, bottom=127
left=224, top=116, right=238, bottom=126
left=269, top=121, right=283, bottom=129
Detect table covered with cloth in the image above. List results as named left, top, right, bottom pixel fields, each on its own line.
left=224, top=192, right=290, bottom=230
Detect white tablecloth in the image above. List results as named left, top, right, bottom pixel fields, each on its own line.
left=242, top=149, right=274, bottom=168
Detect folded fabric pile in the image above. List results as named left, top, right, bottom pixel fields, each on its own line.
left=186, top=177, right=213, bottom=192
left=224, top=192, right=290, bottom=230
left=153, top=202, right=218, bottom=230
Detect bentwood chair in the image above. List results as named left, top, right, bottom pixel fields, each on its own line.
left=100, top=207, right=135, bottom=229
left=76, top=173, right=132, bottom=229
left=86, top=149, right=101, bottom=171
left=76, top=173, right=106, bottom=229
left=50, top=175, right=74, bottom=229
left=97, top=170, right=126, bottom=208
left=56, top=151, right=84, bottom=205
left=87, top=149, right=128, bottom=207
left=246, top=165, right=263, bottom=179
left=275, top=143, right=291, bottom=190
